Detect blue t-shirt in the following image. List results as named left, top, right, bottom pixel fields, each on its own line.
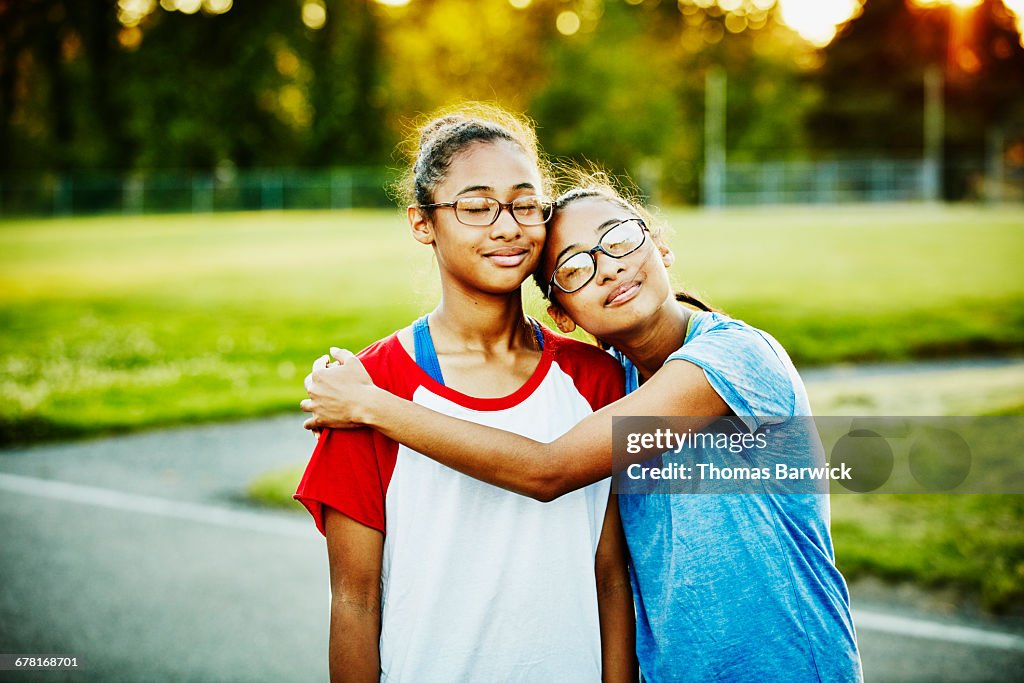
left=614, top=311, right=862, bottom=683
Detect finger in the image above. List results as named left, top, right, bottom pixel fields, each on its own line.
left=304, top=372, right=314, bottom=394
left=330, top=347, right=356, bottom=363
left=300, top=398, right=314, bottom=413
left=311, top=354, right=329, bottom=374
left=303, top=416, right=319, bottom=431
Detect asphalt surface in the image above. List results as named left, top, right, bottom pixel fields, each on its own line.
left=0, top=415, right=327, bottom=682
left=1, top=413, right=1022, bottom=682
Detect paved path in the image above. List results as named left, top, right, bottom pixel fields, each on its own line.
left=2, top=386, right=1023, bottom=681
left=0, top=416, right=327, bottom=682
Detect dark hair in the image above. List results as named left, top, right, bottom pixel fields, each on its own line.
left=532, top=177, right=714, bottom=313
left=395, top=103, right=551, bottom=209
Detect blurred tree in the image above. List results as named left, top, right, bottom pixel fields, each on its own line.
left=809, top=0, right=1024, bottom=195
left=529, top=0, right=691, bottom=199
left=123, top=3, right=305, bottom=169
left=377, top=0, right=556, bottom=129
left=530, top=0, right=816, bottom=203
left=1, top=0, right=87, bottom=171
left=66, top=0, right=132, bottom=168
left=9, top=0, right=1017, bottom=207
left=306, top=0, right=387, bottom=165
left=1, top=1, right=305, bottom=172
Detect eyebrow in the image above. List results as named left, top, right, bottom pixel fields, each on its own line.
left=456, top=182, right=536, bottom=196
left=553, top=218, right=630, bottom=264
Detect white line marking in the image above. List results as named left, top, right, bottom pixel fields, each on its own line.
left=853, top=608, right=1024, bottom=652
left=0, top=472, right=315, bottom=539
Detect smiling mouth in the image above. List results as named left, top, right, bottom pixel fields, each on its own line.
left=484, top=248, right=530, bottom=267
left=606, top=281, right=642, bottom=306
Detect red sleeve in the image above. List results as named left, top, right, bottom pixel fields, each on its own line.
left=547, top=333, right=626, bottom=411
left=293, top=335, right=408, bottom=536
left=294, top=427, right=391, bottom=536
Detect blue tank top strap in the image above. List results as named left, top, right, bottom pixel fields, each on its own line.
left=412, top=314, right=445, bottom=386
left=415, top=316, right=543, bottom=386
left=529, top=318, right=545, bottom=349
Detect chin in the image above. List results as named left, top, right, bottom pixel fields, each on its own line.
left=479, top=276, right=529, bottom=295
left=595, top=298, right=658, bottom=333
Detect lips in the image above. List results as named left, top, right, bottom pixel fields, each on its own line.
left=605, top=280, right=642, bottom=306
left=484, top=247, right=530, bottom=268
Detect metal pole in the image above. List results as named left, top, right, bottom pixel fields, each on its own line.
left=704, top=67, right=726, bottom=209
left=331, top=170, right=353, bottom=209
left=923, top=65, right=944, bottom=203
left=986, top=127, right=1005, bottom=204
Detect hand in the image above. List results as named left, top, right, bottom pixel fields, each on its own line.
left=301, top=347, right=378, bottom=432
left=302, top=353, right=332, bottom=436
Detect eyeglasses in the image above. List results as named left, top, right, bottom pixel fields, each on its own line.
left=547, top=218, right=648, bottom=296
left=418, top=196, right=553, bottom=227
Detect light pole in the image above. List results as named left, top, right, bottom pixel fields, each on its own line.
left=917, top=0, right=984, bottom=202
left=704, top=67, right=727, bottom=209
left=923, top=64, right=944, bottom=203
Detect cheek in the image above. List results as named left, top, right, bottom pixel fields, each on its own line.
left=528, top=223, right=547, bottom=242
left=631, top=244, right=669, bottom=284
left=526, top=226, right=547, bottom=258
left=554, top=289, right=605, bottom=329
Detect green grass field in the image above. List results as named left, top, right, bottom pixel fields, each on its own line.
left=2, top=204, right=1022, bottom=444
left=3, top=204, right=1023, bottom=611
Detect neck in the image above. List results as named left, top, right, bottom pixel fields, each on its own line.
left=600, top=297, right=692, bottom=381
left=430, top=279, right=533, bottom=352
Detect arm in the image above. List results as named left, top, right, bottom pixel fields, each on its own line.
left=324, top=506, right=383, bottom=683
left=595, top=494, right=638, bottom=683
left=303, top=351, right=729, bottom=501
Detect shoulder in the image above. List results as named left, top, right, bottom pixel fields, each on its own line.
left=684, top=312, right=790, bottom=365
left=350, top=328, right=422, bottom=399
left=544, top=328, right=622, bottom=374
left=670, top=311, right=799, bottom=421
left=354, top=330, right=410, bottom=375
left=542, top=327, right=625, bottom=406
left=354, top=331, right=403, bottom=368
left=689, top=310, right=747, bottom=336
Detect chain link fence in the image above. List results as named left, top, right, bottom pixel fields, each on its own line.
left=0, top=168, right=399, bottom=217
left=716, top=157, right=1023, bottom=206
left=721, top=159, right=927, bottom=205
left=3, top=159, right=1021, bottom=217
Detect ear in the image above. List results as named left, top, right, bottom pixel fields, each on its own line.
left=547, top=304, right=577, bottom=334
left=408, top=206, right=435, bottom=245
left=659, top=243, right=675, bottom=268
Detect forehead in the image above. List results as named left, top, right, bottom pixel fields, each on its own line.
left=548, top=198, right=636, bottom=251
left=436, top=139, right=542, bottom=196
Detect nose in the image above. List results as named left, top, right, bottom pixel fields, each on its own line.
left=594, top=249, right=626, bottom=285
left=488, top=205, right=523, bottom=241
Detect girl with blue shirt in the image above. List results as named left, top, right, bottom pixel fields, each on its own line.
left=304, top=181, right=863, bottom=682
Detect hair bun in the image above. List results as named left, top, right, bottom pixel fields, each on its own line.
left=393, top=102, right=548, bottom=208
left=419, top=115, right=469, bottom=147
